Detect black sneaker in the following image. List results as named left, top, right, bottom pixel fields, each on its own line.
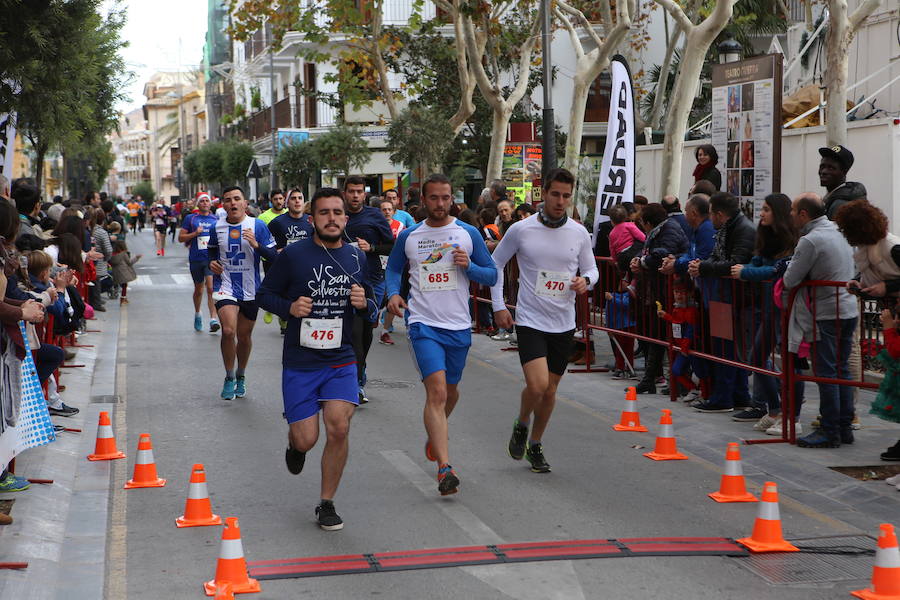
left=694, top=399, right=734, bottom=413
left=48, top=403, right=80, bottom=417
left=732, top=407, right=767, bottom=422
left=285, top=444, right=306, bottom=475
left=525, top=442, right=551, bottom=473
left=840, top=428, right=855, bottom=445
left=634, top=381, right=656, bottom=394
left=437, top=464, right=460, bottom=495
left=880, top=441, right=900, bottom=461
left=797, top=429, right=841, bottom=448
left=315, top=500, right=343, bottom=531
left=508, top=420, right=528, bottom=460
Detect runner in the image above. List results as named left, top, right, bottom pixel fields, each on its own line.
left=344, top=176, right=394, bottom=404
left=151, top=203, right=168, bottom=256
left=257, top=187, right=375, bottom=531
left=490, top=168, right=597, bottom=473
left=377, top=198, right=403, bottom=345
left=207, top=186, right=277, bottom=400
left=258, top=189, right=287, bottom=326
left=268, top=188, right=313, bottom=335
left=178, top=192, right=220, bottom=333
left=168, top=199, right=180, bottom=241
left=126, top=198, right=139, bottom=233
left=385, top=173, right=497, bottom=495
left=384, top=188, right=414, bottom=229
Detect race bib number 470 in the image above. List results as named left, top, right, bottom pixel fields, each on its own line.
left=419, top=263, right=457, bottom=292
left=300, top=318, right=342, bottom=349
left=535, top=270, right=570, bottom=298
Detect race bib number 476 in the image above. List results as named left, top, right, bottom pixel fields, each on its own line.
left=300, top=318, right=342, bottom=349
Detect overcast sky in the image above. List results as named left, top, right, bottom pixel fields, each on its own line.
left=110, top=0, right=209, bottom=114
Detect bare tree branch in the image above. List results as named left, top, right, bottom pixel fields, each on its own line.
left=654, top=0, right=693, bottom=31
left=849, top=0, right=882, bottom=31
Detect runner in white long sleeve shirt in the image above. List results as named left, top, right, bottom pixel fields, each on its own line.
left=490, top=169, right=598, bottom=473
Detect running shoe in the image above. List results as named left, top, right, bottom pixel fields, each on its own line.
left=160, top=248, right=165, bottom=256
left=48, top=403, right=79, bottom=417
left=508, top=419, right=528, bottom=460
left=437, top=464, right=459, bottom=496
left=221, top=378, right=236, bottom=400
left=194, top=314, right=202, bottom=332
left=425, top=439, right=436, bottom=462
left=358, top=387, right=369, bottom=405
left=235, top=376, right=246, bottom=398
left=209, top=318, right=220, bottom=333
left=285, top=444, right=306, bottom=475
left=315, top=500, right=344, bottom=531
left=491, top=332, right=510, bottom=341
left=0, top=472, right=30, bottom=492
left=525, top=442, right=551, bottom=473
left=379, top=332, right=394, bottom=345
left=263, top=312, right=273, bottom=324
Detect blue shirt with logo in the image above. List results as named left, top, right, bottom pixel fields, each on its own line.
left=181, top=212, right=219, bottom=263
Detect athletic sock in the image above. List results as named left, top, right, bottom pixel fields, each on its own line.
left=529, top=439, right=541, bottom=447
left=226, top=370, right=235, bottom=380
left=517, top=417, right=530, bottom=427
left=236, top=368, right=245, bottom=379
left=195, top=312, right=201, bottom=317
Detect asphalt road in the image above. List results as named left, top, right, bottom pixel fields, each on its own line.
left=114, top=227, right=887, bottom=599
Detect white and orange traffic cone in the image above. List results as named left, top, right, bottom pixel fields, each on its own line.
left=643, top=409, right=687, bottom=460
left=87, top=411, right=125, bottom=461
left=204, top=517, right=261, bottom=596
left=736, top=481, right=798, bottom=553
left=851, top=523, right=900, bottom=600
left=124, top=433, right=166, bottom=489
left=708, top=443, right=758, bottom=503
left=613, top=387, right=648, bottom=432
left=213, top=582, right=234, bottom=600
left=176, top=464, right=222, bottom=528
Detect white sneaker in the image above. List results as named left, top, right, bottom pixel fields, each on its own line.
left=753, top=414, right=778, bottom=431
left=680, top=389, right=701, bottom=403
left=491, top=332, right=510, bottom=341
left=766, top=422, right=802, bottom=436
left=885, top=474, right=900, bottom=486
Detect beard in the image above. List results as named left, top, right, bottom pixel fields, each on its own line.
left=315, top=224, right=342, bottom=243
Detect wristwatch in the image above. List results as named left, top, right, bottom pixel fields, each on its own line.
left=583, top=276, right=591, bottom=287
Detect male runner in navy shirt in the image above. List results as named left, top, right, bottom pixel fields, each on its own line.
left=258, top=187, right=376, bottom=531
left=179, top=193, right=220, bottom=333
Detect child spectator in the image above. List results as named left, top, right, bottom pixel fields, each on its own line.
left=874, top=309, right=900, bottom=465
left=608, top=204, right=645, bottom=271
left=657, top=281, right=708, bottom=401
left=109, top=239, right=141, bottom=305
left=604, top=277, right=636, bottom=379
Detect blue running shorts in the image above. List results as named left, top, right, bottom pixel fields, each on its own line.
left=282, top=364, right=359, bottom=424
left=407, top=322, right=471, bottom=385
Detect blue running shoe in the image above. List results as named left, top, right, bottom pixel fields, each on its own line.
left=235, top=376, right=246, bottom=398
left=0, top=472, right=30, bottom=492
left=221, top=378, right=236, bottom=400
left=194, top=314, right=202, bottom=331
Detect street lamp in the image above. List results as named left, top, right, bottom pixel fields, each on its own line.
left=718, top=35, right=743, bottom=64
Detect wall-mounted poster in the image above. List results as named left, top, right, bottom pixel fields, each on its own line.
left=710, top=54, right=782, bottom=222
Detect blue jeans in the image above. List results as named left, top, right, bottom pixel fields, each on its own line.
left=815, top=318, right=857, bottom=436
left=710, top=338, right=750, bottom=407
left=749, top=307, right=805, bottom=416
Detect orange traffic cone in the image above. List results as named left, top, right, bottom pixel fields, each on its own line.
left=708, top=443, right=758, bottom=503
left=737, top=481, right=799, bottom=553
left=214, top=582, right=234, bottom=600
left=176, top=464, right=222, bottom=528
left=87, top=411, right=125, bottom=461
left=613, top=387, right=648, bottom=432
left=643, top=409, right=688, bottom=460
left=204, top=517, right=261, bottom=596
left=852, top=523, right=900, bottom=600
left=124, top=433, right=166, bottom=489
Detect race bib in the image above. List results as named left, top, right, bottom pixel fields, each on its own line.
left=379, top=255, right=389, bottom=269
left=672, top=323, right=682, bottom=339
left=154, top=218, right=164, bottom=226
left=300, top=318, right=342, bottom=349
left=535, top=270, right=570, bottom=298
left=197, top=232, right=209, bottom=250
left=420, top=263, right=457, bottom=292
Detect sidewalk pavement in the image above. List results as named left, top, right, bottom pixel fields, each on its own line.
left=470, top=328, right=900, bottom=536
left=0, top=306, right=121, bottom=600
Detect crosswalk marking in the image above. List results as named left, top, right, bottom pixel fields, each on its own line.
left=130, top=274, right=194, bottom=288
left=171, top=274, right=194, bottom=286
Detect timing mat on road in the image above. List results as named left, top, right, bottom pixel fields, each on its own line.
left=247, top=537, right=749, bottom=580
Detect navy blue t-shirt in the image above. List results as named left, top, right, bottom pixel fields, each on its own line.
left=344, top=205, right=394, bottom=284
left=268, top=213, right=314, bottom=250
left=181, top=212, right=219, bottom=262
left=256, top=239, right=376, bottom=370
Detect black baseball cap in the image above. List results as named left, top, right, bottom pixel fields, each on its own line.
left=818, top=145, right=854, bottom=171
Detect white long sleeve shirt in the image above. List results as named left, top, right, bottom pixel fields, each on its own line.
left=490, top=214, right=598, bottom=333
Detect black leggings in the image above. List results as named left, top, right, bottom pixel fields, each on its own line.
left=351, top=314, right=374, bottom=386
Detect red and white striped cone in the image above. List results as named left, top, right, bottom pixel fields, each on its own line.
left=736, top=481, right=798, bottom=553
left=708, top=442, right=758, bottom=503
left=87, top=411, right=125, bottom=461
left=613, top=387, right=648, bottom=432
left=124, top=433, right=166, bottom=489
left=204, top=517, right=261, bottom=596
left=643, top=409, right=688, bottom=460
left=176, top=464, right=222, bottom=527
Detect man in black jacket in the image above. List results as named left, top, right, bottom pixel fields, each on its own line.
left=819, top=145, right=867, bottom=220
left=688, top=192, right=755, bottom=412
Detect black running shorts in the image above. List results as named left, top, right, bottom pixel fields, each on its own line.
left=515, top=325, right=575, bottom=376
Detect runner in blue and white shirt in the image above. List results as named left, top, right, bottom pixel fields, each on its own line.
left=208, top=186, right=277, bottom=400
left=178, top=193, right=220, bottom=333
left=385, top=174, right=497, bottom=496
